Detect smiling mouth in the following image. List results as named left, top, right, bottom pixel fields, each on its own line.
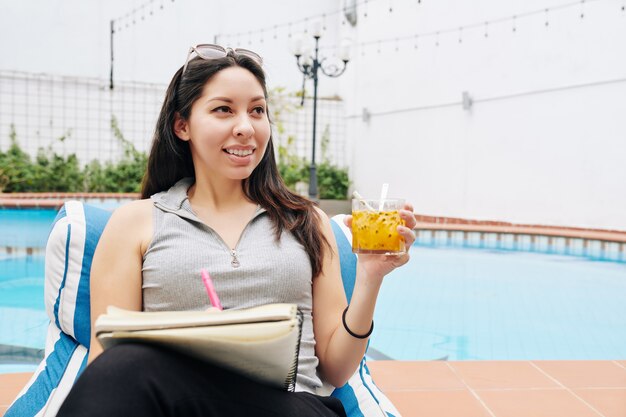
left=224, top=149, right=255, bottom=157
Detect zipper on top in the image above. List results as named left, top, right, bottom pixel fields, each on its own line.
left=230, top=249, right=240, bottom=268
left=220, top=208, right=263, bottom=268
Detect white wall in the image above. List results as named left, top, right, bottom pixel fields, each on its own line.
left=2, top=0, right=625, bottom=230
left=341, top=0, right=626, bottom=230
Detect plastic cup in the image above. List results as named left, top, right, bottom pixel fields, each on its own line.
left=351, top=198, right=406, bottom=254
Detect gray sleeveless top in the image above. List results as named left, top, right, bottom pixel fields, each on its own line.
left=142, top=178, right=323, bottom=393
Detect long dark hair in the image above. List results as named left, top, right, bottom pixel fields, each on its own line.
left=141, top=52, right=330, bottom=277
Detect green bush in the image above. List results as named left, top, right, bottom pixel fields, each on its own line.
left=0, top=120, right=146, bottom=193
left=317, top=162, right=349, bottom=200
left=0, top=126, right=37, bottom=192
left=0, top=126, right=86, bottom=192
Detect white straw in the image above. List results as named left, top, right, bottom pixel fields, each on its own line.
left=352, top=191, right=375, bottom=211
left=378, top=183, right=389, bottom=211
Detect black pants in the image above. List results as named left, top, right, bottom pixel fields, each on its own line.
left=58, top=344, right=346, bottom=417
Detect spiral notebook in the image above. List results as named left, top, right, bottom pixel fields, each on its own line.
left=95, top=303, right=303, bottom=391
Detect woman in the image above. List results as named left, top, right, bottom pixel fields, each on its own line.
left=58, top=45, right=417, bottom=417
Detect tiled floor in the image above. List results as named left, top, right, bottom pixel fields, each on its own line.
left=0, top=372, right=31, bottom=416
left=366, top=360, right=626, bottom=417
left=1, top=361, right=625, bottom=416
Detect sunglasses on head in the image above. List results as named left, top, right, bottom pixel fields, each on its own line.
left=182, top=44, right=263, bottom=74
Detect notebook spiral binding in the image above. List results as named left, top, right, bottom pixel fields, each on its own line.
left=285, top=309, right=304, bottom=392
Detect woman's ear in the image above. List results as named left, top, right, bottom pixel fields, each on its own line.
left=173, top=112, right=190, bottom=141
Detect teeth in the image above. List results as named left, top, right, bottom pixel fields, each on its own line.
left=225, top=149, right=253, bottom=157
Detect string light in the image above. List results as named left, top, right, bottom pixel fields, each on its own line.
left=216, top=0, right=423, bottom=49
left=328, top=0, right=611, bottom=59
left=113, top=0, right=175, bottom=32
left=215, top=0, right=611, bottom=54
left=349, top=0, right=609, bottom=54
left=218, top=0, right=374, bottom=46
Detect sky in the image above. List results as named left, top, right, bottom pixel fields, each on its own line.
left=0, top=0, right=343, bottom=91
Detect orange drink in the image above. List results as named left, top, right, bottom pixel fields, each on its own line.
left=351, top=199, right=406, bottom=254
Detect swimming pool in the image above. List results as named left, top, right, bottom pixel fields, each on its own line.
left=0, top=256, right=47, bottom=373
left=0, top=208, right=58, bottom=248
left=1, top=208, right=625, bottom=373
left=369, top=246, right=626, bottom=361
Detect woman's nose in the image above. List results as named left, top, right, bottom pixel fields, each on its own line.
left=233, top=115, right=254, bottom=138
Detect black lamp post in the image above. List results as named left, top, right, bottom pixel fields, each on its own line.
left=294, top=31, right=349, bottom=200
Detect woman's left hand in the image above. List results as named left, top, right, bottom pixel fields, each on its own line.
left=343, top=202, right=417, bottom=280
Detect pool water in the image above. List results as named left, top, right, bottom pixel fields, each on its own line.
left=370, top=246, right=626, bottom=361
left=0, top=256, right=45, bottom=310
left=0, top=256, right=47, bottom=372
left=1, top=206, right=626, bottom=372
left=0, top=209, right=58, bottom=248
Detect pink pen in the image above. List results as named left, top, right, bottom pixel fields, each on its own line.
left=201, top=269, right=223, bottom=311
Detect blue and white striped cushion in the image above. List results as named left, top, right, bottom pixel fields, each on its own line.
left=330, top=215, right=401, bottom=417
left=5, top=201, right=111, bottom=417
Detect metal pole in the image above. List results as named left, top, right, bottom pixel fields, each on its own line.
left=109, top=20, right=114, bottom=90
left=308, top=36, right=320, bottom=200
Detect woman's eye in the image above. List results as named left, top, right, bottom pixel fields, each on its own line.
left=213, top=106, right=231, bottom=113
left=252, top=106, right=265, bottom=115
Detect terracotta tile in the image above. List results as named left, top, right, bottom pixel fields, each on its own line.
left=478, top=389, right=601, bottom=417
left=573, top=389, right=626, bottom=417
left=534, top=361, right=626, bottom=388
left=450, top=361, right=559, bottom=390
left=386, top=390, right=492, bottom=417
left=367, top=360, right=465, bottom=391
left=0, top=373, right=31, bottom=410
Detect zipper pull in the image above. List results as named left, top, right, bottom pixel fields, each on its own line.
left=230, top=249, right=240, bottom=268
